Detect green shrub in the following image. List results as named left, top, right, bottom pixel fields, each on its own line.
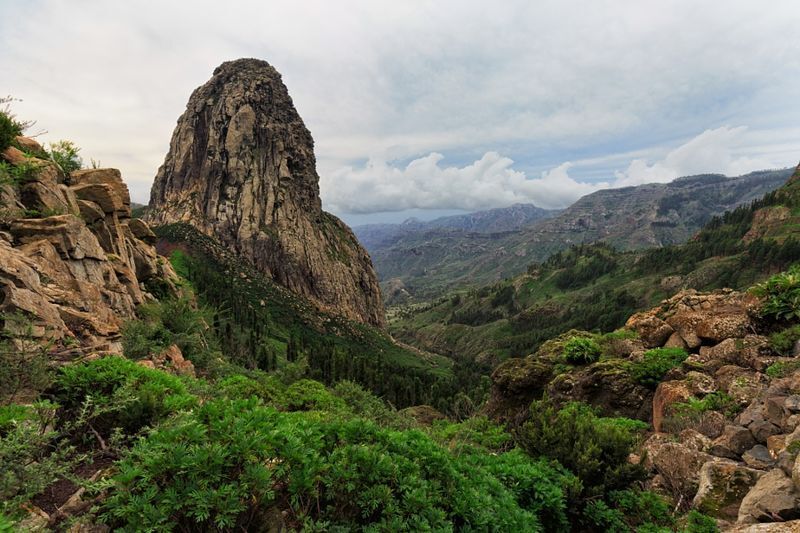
left=333, top=380, right=412, bottom=429
left=630, top=347, right=688, bottom=389
left=0, top=159, right=40, bottom=187
left=283, top=378, right=347, bottom=412
left=215, top=373, right=284, bottom=405
left=0, top=401, right=78, bottom=520
left=120, top=318, right=170, bottom=359
left=676, top=392, right=740, bottom=417
left=430, top=415, right=512, bottom=451
left=0, top=313, right=53, bottom=403
left=52, top=356, right=196, bottom=438
left=562, top=336, right=601, bottom=364
left=122, top=298, right=219, bottom=369
left=766, top=359, right=800, bottom=378
left=682, top=509, right=719, bottom=533
left=0, top=111, right=21, bottom=152
left=47, top=140, right=82, bottom=175
left=102, top=398, right=574, bottom=532
left=663, top=392, right=742, bottom=433
left=0, top=512, right=15, bottom=532
left=769, top=324, right=800, bottom=355
left=516, top=399, right=647, bottom=499
left=752, top=264, right=800, bottom=321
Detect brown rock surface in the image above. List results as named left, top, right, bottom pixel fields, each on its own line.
left=146, top=58, right=384, bottom=327
left=737, top=468, right=800, bottom=523
left=693, top=461, right=763, bottom=520
left=0, top=152, right=178, bottom=351
left=653, top=380, right=693, bottom=432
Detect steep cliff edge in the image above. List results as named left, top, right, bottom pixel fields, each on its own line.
left=146, top=59, right=384, bottom=327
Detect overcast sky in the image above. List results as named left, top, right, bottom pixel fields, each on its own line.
left=3, top=1, right=800, bottom=225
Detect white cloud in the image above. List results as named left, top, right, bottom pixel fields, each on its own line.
left=324, top=126, right=794, bottom=213
left=1, top=1, right=799, bottom=209
left=612, top=126, right=776, bottom=186
left=322, top=153, right=607, bottom=212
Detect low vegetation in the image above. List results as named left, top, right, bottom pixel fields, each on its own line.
left=629, top=347, right=689, bottom=389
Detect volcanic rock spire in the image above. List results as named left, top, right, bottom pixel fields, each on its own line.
left=147, top=58, right=384, bottom=327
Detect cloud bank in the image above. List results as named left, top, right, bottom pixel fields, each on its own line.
left=322, top=126, right=793, bottom=212
left=1, top=1, right=799, bottom=212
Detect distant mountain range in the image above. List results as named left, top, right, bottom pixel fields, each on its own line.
left=353, top=204, right=559, bottom=250
left=357, top=168, right=793, bottom=302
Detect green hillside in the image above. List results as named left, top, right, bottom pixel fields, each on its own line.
left=153, top=223, right=456, bottom=409
left=390, top=167, right=800, bottom=368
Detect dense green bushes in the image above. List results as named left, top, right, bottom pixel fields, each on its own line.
left=0, top=402, right=77, bottom=521
left=121, top=297, right=220, bottom=370
left=52, top=356, right=196, bottom=437
left=0, top=109, right=22, bottom=152
left=630, top=347, right=688, bottom=389
left=102, top=397, right=576, bottom=532
left=516, top=400, right=647, bottom=500
left=47, top=140, right=82, bottom=175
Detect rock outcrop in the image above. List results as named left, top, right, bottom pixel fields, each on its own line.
left=0, top=137, right=177, bottom=358
left=486, top=285, right=800, bottom=528
left=146, top=58, right=384, bottom=327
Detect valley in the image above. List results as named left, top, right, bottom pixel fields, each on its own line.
left=2, top=54, right=800, bottom=532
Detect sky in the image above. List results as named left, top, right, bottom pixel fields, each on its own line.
left=2, top=1, right=800, bottom=226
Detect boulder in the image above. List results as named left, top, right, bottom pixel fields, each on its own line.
left=695, top=410, right=728, bottom=439
left=2, top=145, right=28, bottom=165
left=14, top=135, right=45, bottom=155
left=742, top=445, right=776, bottom=470
left=19, top=180, right=73, bottom=215
left=716, top=365, right=769, bottom=406
left=71, top=182, right=127, bottom=214
left=767, top=434, right=787, bottom=457
left=692, top=460, right=763, bottom=520
left=786, top=395, right=800, bottom=413
left=486, top=355, right=556, bottom=423
left=625, top=313, right=674, bottom=348
left=737, top=468, right=800, bottom=523
left=685, top=371, right=717, bottom=396
left=652, top=380, right=692, bottom=432
left=127, top=218, right=156, bottom=244
left=710, top=425, right=757, bottom=459
left=725, top=520, right=800, bottom=532
left=147, top=344, right=195, bottom=377
left=546, top=358, right=652, bottom=421
left=644, top=435, right=714, bottom=498
left=77, top=199, right=105, bottom=224
left=664, top=331, right=688, bottom=349
left=70, top=168, right=131, bottom=214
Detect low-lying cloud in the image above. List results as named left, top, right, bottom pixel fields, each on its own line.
left=322, top=126, right=789, bottom=213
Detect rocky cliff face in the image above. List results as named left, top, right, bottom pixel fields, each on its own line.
left=0, top=138, right=177, bottom=357
left=146, top=59, right=384, bottom=327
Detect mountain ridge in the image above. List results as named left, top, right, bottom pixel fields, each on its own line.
left=367, top=168, right=792, bottom=300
